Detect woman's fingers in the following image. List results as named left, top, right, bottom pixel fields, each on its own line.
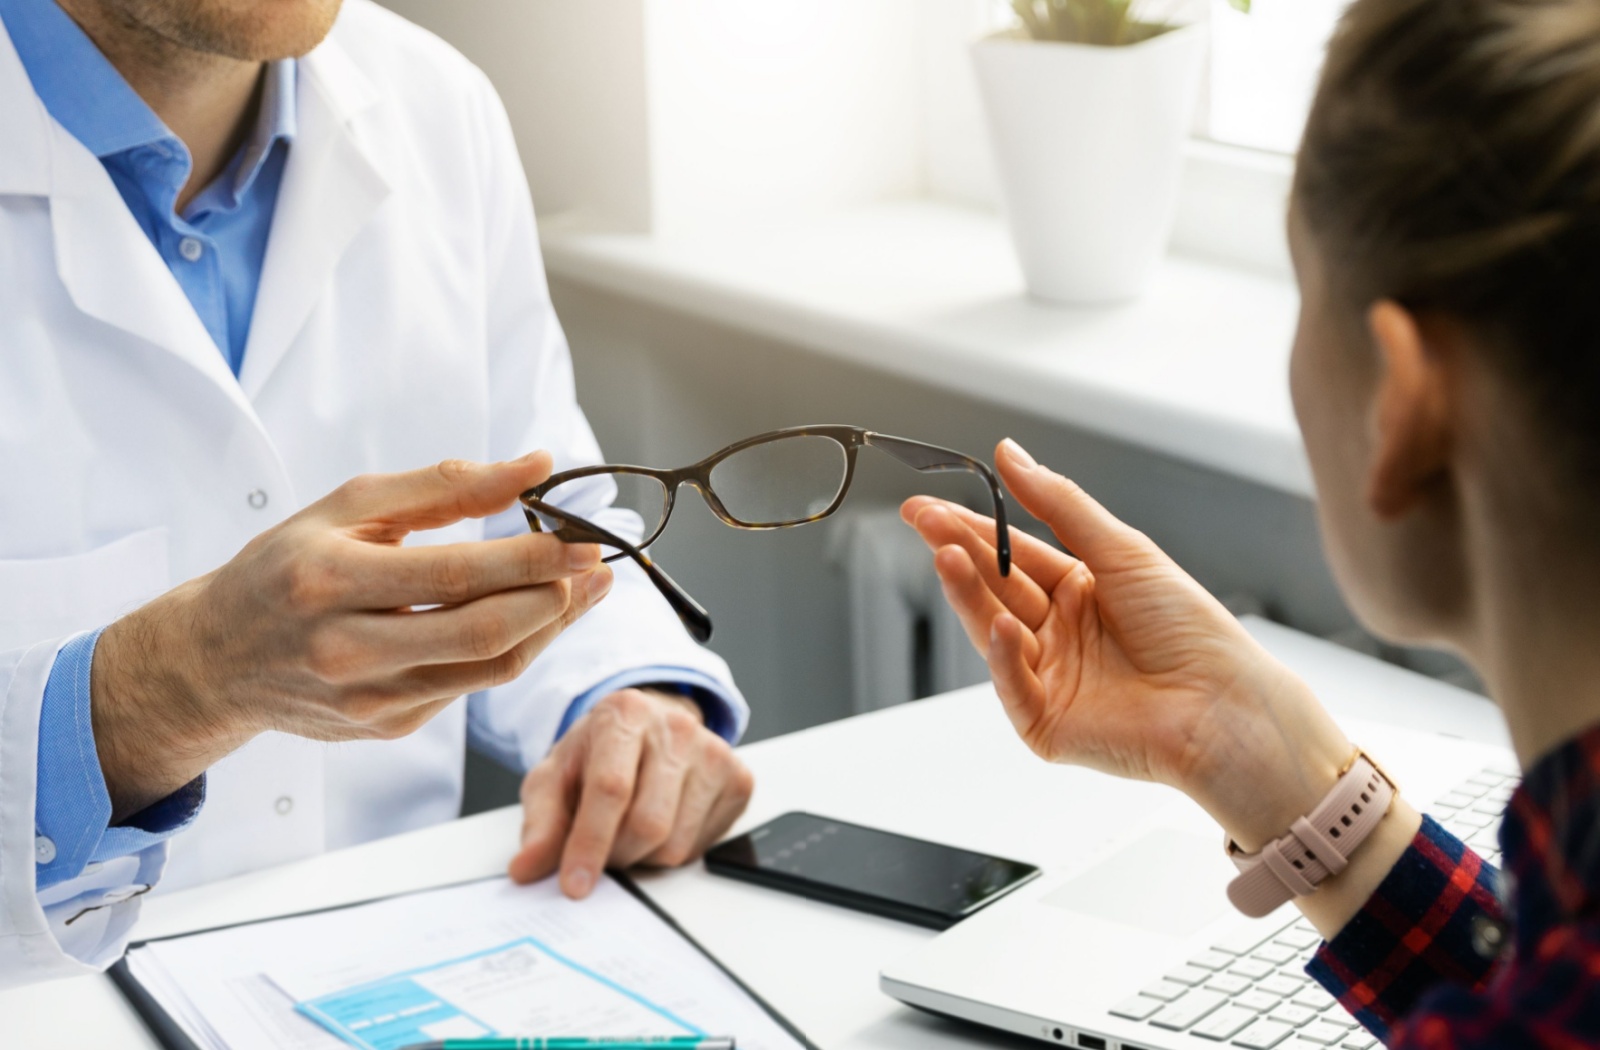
left=901, top=495, right=1081, bottom=592
left=933, top=545, right=1042, bottom=666
left=994, top=439, right=1154, bottom=573
left=988, top=613, right=1052, bottom=756
left=909, top=503, right=1053, bottom=629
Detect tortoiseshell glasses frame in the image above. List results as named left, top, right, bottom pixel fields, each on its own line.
left=520, top=425, right=1010, bottom=644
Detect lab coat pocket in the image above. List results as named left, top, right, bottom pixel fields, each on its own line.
left=0, top=528, right=170, bottom=653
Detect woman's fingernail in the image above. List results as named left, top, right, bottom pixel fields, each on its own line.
left=566, top=866, right=594, bottom=896
left=1001, top=438, right=1037, bottom=469
left=584, top=566, right=614, bottom=603
left=567, top=543, right=600, bottom=571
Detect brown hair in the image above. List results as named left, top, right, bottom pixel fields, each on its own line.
left=1296, top=0, right=1600, bottom=481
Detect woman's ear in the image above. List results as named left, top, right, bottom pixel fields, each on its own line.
left=1365, top=300, right=1456, bottom=519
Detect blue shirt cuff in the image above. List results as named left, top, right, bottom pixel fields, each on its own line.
left=556, top=666, right=742, bottom=744
left=35, top=628, right=205, bottom=891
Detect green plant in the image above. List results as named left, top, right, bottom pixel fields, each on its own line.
left=1011, top=0, right=1250, bottom=47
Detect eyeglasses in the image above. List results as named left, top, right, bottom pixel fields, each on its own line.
left=519, top=426, right=1011, bottom=643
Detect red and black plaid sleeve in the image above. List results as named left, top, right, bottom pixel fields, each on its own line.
left=1306, top=744, right=1600, bottom=1050
left=1307, top=817, right=1501, bottom=1042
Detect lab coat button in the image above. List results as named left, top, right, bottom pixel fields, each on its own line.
left=178, top=237, right=204, bottom=262
left=275, top=796, right=294, bottom=815
left=34, top=835, right=56, bottom=865
left=248, top=489, right=269, bottom=509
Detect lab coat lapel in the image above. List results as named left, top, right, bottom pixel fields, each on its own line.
left=238, top=38, right=390, bottom=400
left=0, top=21, right=250, bottom=411
left=0, top=21, right=46, bottom=197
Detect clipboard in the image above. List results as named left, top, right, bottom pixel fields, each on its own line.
left=109, top=872, right=820, bottom=1050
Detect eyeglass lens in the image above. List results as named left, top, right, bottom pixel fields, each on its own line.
left=531, top=472, right=671, bottom=549
left=708, top=434, right=848, bottom=526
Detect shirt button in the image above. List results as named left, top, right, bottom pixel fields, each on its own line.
left=275, top=796, right=294, bottom=815
left=34, top=835, right=57, bottom=865
left=247, top=489, right=269, bottom=509
left=178, top=237, right=204, bottom=262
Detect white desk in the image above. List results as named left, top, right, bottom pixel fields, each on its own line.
left=0, top=618, right=1508, bottom=1048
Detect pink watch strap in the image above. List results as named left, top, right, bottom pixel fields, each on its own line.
left=1225, top=751, right=1397, bottom=918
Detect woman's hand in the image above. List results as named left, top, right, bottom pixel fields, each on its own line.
left=903, top=439, right=1355, bottom=853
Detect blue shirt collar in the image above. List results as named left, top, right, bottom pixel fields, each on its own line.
left=0, top=0, right=294, bottom=195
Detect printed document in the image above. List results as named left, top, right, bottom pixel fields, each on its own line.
left=120, top=876, right=807, bottom=1050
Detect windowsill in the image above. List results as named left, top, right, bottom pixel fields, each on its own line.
left=541, top=199, right=1310, bottom=498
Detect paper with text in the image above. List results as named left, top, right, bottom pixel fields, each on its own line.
left=122, top=876, right=807, bottom=1050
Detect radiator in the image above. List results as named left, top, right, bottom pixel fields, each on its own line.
left=827, top=509, right=992, bottom=714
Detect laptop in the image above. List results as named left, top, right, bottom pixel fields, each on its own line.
left=879, top=713, right=1516, bottom=1050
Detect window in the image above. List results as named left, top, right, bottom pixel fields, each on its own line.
left=1206, top=0, right=1349, bottom=154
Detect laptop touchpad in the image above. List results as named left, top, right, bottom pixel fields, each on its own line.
left=1040, top=828, right=1232, bottom=938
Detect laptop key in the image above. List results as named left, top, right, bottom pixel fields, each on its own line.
left=1165, top=964, right=1213, bottom=986
left=1109, top=994, right=1164, bottom=1021
left=1323, top=1007, right=1359, bottom=1028
left=1192, top=1006, right=1257, bottom=1041
left=1234, top=990, right=1283, bottom=1013
left=1213, top=918, right=1296, bottom=956
left=1298, top=1021, right=1351, bottom=1045
left=1231, top=1019, right=1295, bottom=1048
left=1257, top=975, right=1305, bottom=998
left=1190, top=950, right=1236, bottom=970
left=1341, top=1033, right=1378, bottom=1049
left=1268, top=1004, right=1317, bottom=1027
left=1149, top=989, right=1227, bottom=1031
left=1206, top=973, right=1253, bottom=996
left=1139, top=979, right=1189, bottom=1002
left=1292, top=986, right=1336, bottom=1011
left=1252, top=943, right=1298, bottom=965
left=1229, top=959, right=1276, bottom=980
left=1273, top=929, right=1321, bottom=950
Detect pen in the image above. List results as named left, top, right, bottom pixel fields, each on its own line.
left=398, top=1039, right=736, bottom=1050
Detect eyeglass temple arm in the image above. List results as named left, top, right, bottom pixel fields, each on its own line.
left=864, top=433, right=1012, bottom=577
left=520, top=499, right=713, bottom=644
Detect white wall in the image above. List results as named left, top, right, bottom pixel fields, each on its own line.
left=379, top=0, right=653, bottom=231
left=378, top=0, right=927, bottom=234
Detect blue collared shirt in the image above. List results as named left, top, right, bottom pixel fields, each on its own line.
left=10, top=0, right=738, bottom=894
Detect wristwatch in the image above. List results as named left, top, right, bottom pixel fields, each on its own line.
left=1224, top=748, right=1399, bottom=918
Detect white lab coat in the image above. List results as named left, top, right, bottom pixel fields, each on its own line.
left=0, top=1, right=743, bottom=988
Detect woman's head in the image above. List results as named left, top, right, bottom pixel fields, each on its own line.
left=1288, top=0, right=1600, bottom=652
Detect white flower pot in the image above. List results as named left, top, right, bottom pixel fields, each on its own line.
left=972, top=24, right=1206, bottom=304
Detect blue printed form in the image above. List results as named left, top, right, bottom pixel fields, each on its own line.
left=296, top=937, right=701, bottom=1050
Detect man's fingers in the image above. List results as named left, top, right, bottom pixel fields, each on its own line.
left=559, top=719, right=646, bottom=898
left=607, top=732, right=689, bottom=867
left=900, top=496, right=1080, bottom=591
left=933, top=545, right=1041, bottom=665
left=909, top=503, right=1053, bottom=630
left=321, top=451, right=555, bottom=539
left=358, top=568, right=611, bottom=695
left=691, top=764, right=755, bottom=860
left=349, top=569, right=599, bottom=670
left=642, top=759, right=726, bottom=869
left=349, top=532, right=599, bottom=610
left=510, top=761, right=576, bottom=884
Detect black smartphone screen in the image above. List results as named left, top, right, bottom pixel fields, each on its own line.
left=704, top=812, right=1040, bottom=929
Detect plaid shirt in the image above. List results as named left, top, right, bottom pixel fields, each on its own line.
left=1306, top=724, right=1600, bottom=1047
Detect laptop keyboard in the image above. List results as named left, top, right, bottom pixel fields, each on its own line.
left=1106, top=763, right=1516, bottom=1049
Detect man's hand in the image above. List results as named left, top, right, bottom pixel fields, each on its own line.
left=92, top=452, right=612, bottom=820
left=509, top=688, right=754, bottom=897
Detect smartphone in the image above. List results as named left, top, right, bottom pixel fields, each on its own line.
left=704, top=811, right=1041, bottom=930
